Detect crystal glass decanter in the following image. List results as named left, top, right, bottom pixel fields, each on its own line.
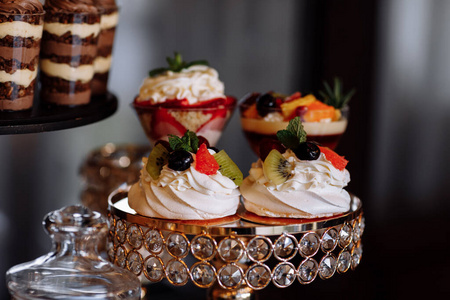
left=6, top=205, right=141, bottom=299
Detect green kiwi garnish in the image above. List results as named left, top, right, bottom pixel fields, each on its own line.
left=213, top=150, right=243, bottom=186
left=146, top=143, right=170, bottom=180
left=263, top=149, right=293, bottom=185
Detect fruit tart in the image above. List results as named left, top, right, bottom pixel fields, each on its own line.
left=133, top=52, right=236, bottom=146
left=128, top=131, right=243, bottom=220
left=240, top=117, right=351, bottom=219
left=239, top=78, right=355, bottom=153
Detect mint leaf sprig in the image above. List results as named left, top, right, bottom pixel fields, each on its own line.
left=168, top=131, right=199, bottom=153
left=149, top=52, right=209, bottom=77
left=318, top=77, right=355, bottom=109
left=276, top=117, right=307, bottom=150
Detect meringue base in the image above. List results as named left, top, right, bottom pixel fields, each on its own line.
left=128, top=182, right=240, bottom=221
left=240, top=177, right=351, bottom=219
left=242, top=200, right=342, bottom=219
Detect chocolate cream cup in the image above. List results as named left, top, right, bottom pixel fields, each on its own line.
left=0, top=12, right=44, bottom=111
left=92, top=7, right=118, bottom=96
left=40, top=11, right=101, bottom=106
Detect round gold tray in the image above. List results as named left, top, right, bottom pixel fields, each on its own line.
left=107, top=185, right=364, bottom=297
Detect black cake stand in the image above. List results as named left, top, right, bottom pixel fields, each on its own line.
left=0, top=92, right=118, bottom=135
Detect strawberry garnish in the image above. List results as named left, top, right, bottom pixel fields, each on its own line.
left=195, top=143, right=219, bottom=175
left=150, top=108, right=186, bottom=140
left=197, top=97, right=236, bottom=132
left=319, top=146, right=348, bottom=171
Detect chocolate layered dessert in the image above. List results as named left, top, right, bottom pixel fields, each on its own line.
left=0, top=0, right=44, bottom=111
left=92, top=0, right=118, bottom=95
left=40, top=0, right=100, bottom=105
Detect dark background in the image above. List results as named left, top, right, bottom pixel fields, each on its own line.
left=1, top=0, right=449, bottom=298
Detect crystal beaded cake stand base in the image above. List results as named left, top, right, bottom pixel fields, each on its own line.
left=107, top=185, right=364, bottom=299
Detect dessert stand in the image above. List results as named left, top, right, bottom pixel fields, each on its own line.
left=0, top=92, right=117, bottom=135
left=108, top=185, right=364, bottom=299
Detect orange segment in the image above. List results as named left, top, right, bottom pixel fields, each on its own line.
left=333, top=109, right=342, bottom=121
left=303, top=100, right=336, bottom=122
left=243, top=103, right=259, bottom=118
left=280, top=94, right=316, bottom=119
left=319, top=146, right=348, bottom=171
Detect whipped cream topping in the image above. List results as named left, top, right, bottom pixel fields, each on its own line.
left=0, top=0, right=44, bottom=14
left=128, top=157, right=240, bottom=220
left=44, top=0, right=98, bottom=14
left=241, top=150, right=351, bottom=218
left=137, top=65, right=225, bottom=105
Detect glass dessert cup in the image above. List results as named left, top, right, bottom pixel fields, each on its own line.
left=239, top=102, right=349, bottom=155
left=133, top=97, right=236, bottom=147
left=0, top=12, right=44, bottom=111
left=92, top=6, right=119, bottom=95
left=79, top=143, right=150, bottom=216
left=40, top=11, right=101, bottom=106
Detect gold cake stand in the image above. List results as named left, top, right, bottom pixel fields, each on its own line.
left=107, top=185, right=364, bottom=300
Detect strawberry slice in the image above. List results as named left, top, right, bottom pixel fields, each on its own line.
left=195, top=143, right=219, bottom=175
left=159, top=99, right=190, bottom=107
left=319, top=146, right=348, bottom=171
left=196, top=97, right=236, bottom=132
left=150, top=108, right=186, bottom=140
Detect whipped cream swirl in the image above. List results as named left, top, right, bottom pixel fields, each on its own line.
left=0, top=0, right=44, bottom=14
left=241, top=150, right=351, bottom=218
left=128, top=157, right=240, bottom=220
left=136, top=65, right=225, bottom=105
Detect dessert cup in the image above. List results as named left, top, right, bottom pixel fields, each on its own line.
left=133, top=97, right=236, bottom=146
left=0, top=12, right=44, bottom=111
left=40, top=11, right=101, bottom=105
left=92, top=1, right=118, bottom=95
left=79, top=143, right=149, bottom=215
left=240, top=101, right=348, bottom=155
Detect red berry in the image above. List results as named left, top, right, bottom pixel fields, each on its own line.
left=275, top=98, right=284, bottom=107
left=195, top=144, right=219, bottom=175
left=294, top=106, right=308, bottom=118
left=197, top=135, right=210, bottom=148
left=259, top=138, right=286, bottom=161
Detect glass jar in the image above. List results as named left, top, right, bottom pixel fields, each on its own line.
left=6, top=205, right=141, bottom=299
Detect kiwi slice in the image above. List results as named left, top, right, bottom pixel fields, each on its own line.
left=146, top=143, right=170, bottom=180
left=213, top=150, right=243, bottom=186
left=263, top=149, right=293, bottom=185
